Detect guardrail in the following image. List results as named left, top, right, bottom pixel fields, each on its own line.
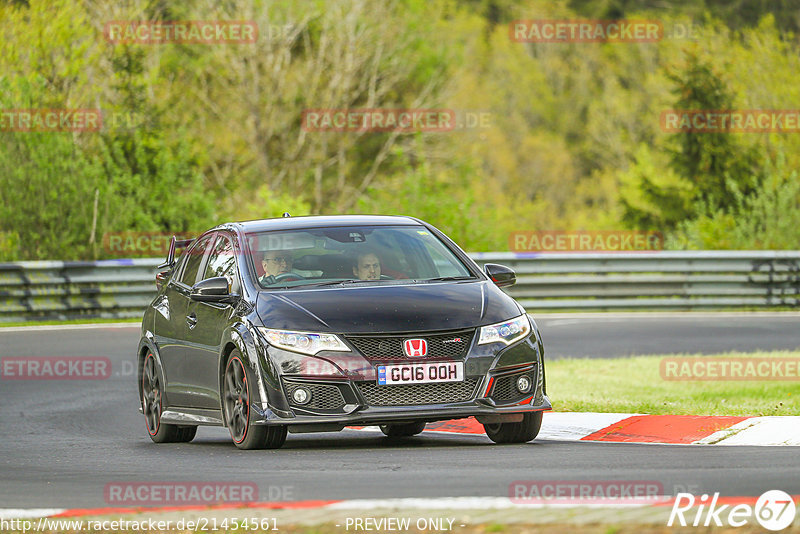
left=0, top=259, right=161, bottom=323
left=1, top=252, right=798, bottom=322
left=472, top=251, right=800, bottom=310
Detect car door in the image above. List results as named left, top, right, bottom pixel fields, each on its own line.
left=159, top=233, right=214, bottom=408
left=183, top=232, right=241, bottom=409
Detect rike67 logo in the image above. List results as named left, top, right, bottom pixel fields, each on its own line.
left=668, top=490, right=796, bottom=531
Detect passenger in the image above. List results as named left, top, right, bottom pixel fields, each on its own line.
left=353, top=251, right=381, bottom=280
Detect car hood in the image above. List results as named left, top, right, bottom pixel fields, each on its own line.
left=256, top=281, right=521, bottom=333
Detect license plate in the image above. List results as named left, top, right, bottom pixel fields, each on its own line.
left=377, top=362, right=464, bottom=385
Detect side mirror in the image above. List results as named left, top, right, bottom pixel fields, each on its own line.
left=155, top=270, right=170, bottom=290
left=190, top=277, right=239, bottom=304
left=484, top=263, right=516, bottom=288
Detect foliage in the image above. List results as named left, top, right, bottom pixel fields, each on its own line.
left=665, top=46, right=761, bottom=212
left=0, top=0, right=798, bottom=259
left=669, top=152, right=800, bottom=249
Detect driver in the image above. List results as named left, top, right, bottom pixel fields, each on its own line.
left=260, top=250, right=293, bottom=285
left=353, top=251, right=381, bottom=281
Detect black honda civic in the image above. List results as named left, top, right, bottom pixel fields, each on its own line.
left=137, top=215, right=551, bottom=449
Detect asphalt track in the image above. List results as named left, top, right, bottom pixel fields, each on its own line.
left=1, top=313, right=799, bottom=509
left=536, top=312, right=800, bottom=358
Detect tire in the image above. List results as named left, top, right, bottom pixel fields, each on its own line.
left=142, top=352, right=182, bottom=443
left=483, top=412, right=543, bottom=444
left=380, top=422, right=426, bottom=437
left=175, top=426, right=198, bottom=443
left=222, top=350, right=287, bottom=450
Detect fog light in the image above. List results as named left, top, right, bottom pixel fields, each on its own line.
left=292, top=387, right=311, bottom=405
left=516, top=375, right=532, bottom=393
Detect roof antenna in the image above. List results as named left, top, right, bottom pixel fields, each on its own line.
left=282, top=212, right=291, bottom=218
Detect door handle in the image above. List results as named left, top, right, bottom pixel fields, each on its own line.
left=186, top=313, right=198, bottom=329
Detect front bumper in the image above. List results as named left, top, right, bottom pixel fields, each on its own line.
left=251, top=321, right=549, bottom=429
left=251, top=394, right=552, bottom=428
left=253, top=348, right=549, bottom=428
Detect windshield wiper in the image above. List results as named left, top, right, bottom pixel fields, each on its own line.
left=269, top=279, right=384, bottom=289
left=264, top=280, right=346, bottom=289
left=332, top=279, right=386, bottom=286
left=269, top=277, right=471, bottom=289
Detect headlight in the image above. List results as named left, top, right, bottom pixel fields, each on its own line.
left=477, top=315, right=531, bottom=346
left=258, top=328, right=349, bottom=356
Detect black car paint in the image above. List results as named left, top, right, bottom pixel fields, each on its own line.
left=137, top=215, right=550, bottom=432
left=256, top=280, right=520, bottom=333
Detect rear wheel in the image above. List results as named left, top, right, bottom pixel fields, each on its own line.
left=142, top=352, right=189, bottom=443
left=380, top=422, right=426, bottom=437
left=223, top=350, right=287, bottom=449
left=484, top=412, right=543, bottom=444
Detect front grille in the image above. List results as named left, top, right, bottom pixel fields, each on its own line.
left=355, top=378, right=481, bottom=406
left=346, top=329, right=474, bottom=361
left=282, top=379, right=346, bottom=411
left=492, top=370, right=536, bottom=403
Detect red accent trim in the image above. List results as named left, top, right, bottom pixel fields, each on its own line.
left=581, top=415, right=749, bottom=444
left=493, top=362, right=533, bottom=373
left=483, top=377, right=495, bottom=397
left=512, top=395, right=536, bottom=406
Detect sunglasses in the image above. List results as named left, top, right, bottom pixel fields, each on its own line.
left=263, top=256, right=291, bottom=264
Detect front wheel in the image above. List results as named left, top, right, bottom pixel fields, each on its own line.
left=380, top=422, right=426, bottom=437
left=484, top=412, right=543, bottom=444
left=222, top=350, right=287, bottom=449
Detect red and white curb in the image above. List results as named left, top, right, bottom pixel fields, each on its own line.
left=0, top=496, right=792, bottom=513
left=360, top=412, right=800, bottom=446
left=3, top=495, right=799, bottom=529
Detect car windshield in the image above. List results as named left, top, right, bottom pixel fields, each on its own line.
left=246, top=225, right=474, bottom=289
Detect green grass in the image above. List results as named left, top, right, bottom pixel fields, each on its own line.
left=0, top=317, right=141, bottom=328
left=547, top=351, right=799, bottom=416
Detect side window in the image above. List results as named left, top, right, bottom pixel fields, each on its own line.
left=204, top=235, right=239, bottom=293
left=179, top=235, right=212, bottom=286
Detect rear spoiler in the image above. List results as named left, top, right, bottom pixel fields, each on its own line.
left=157, top=236, right=195, bottom=270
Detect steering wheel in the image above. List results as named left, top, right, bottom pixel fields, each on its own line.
left=274, top=272, right=306, bottom=282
